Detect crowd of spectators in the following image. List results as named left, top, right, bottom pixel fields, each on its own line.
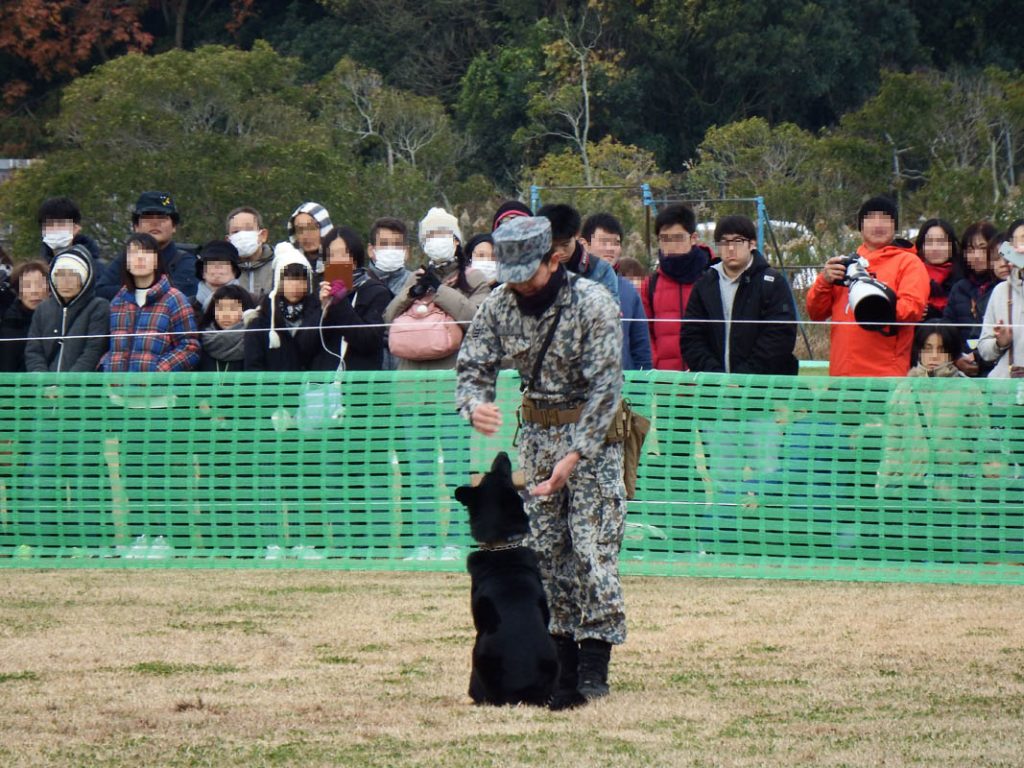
left=1, top=191, right=1022, bottom=379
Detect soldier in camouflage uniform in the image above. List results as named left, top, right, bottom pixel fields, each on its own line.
left=455, top=215, right=626, bottom=701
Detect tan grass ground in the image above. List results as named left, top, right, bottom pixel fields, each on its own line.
left=0, top=570, right=1021, bottom=767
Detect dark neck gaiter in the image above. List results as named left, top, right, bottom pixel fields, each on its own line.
left=514, top=264, right=566, bottom=317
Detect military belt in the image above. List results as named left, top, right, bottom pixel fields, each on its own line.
left=519, top=401, right=583, bottom=427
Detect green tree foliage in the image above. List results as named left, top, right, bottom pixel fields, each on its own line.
left=525, top=136, right=669, bottom=257
left=0, top=43, right=487, bottom=259
left=688, top=118, right=817, bottom=225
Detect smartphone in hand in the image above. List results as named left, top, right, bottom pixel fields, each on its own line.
left=324, top=261, right=354, bottom=289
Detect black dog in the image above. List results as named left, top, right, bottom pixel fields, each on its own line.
left=455, top=452, right=582, bottom=709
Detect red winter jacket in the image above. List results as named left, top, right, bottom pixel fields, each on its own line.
left=806, top=241, right=929, bottom=377
left=641, top=249, right=711, bottom=370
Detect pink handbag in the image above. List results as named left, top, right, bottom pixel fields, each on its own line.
left=388, top=300, right=464, bottom=361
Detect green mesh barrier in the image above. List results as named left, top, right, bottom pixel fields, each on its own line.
left=1, top=370, right=1022, bottom=584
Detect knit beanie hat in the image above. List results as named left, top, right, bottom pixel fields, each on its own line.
left=418, top=207, right=463, bottom=246
left=50, top=246, right=91, bottom=288
left=267, top=242, right=310, bottom=349
left=857, top=196, right=899, bottom=230
left=491, top=200, right=533, bottom=232
left=287, top=202, right=333, bottom=245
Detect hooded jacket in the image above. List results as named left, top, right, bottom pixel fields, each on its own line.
left=806, top=241, right=929, bottom=377
left=238, top=243, right=275, bottom=302
left=640, top=244, right=713, bottom=370
left=25, top=252, right=110, bottom=372
left=681, top=250, right=798, bottom=375
left=101, top=275, right=200, bottom=372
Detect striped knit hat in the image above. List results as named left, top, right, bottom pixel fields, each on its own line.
left=287, top=202, right=333, bottom=245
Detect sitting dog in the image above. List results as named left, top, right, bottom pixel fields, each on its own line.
left=456, top=452, right=582, bottom=708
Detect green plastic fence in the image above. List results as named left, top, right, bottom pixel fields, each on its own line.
left=2, top=370, right=1022, bottom=584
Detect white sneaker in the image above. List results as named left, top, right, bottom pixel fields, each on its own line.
left=123, top=534, right=149, bottom=560
left=403, top=545, right=435, bottom=561
left=146, top=536, right=173, bottom=560
left=264, top=544, right=283, bottom=561
left=291, top=545, right=324, bottom=561
left=438, top=545, right=463, bottom=561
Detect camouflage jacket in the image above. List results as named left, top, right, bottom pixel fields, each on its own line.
left=456, top=273, right=623, bottom=459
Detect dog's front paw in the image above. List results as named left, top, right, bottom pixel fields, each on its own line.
left=548, top=689, right=587, bottom=711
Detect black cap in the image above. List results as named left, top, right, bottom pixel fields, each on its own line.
left=857, top=196, right=898, bottom=230
left=491, top=200, right=533, bottom=232
left=196, top=239, right=240, bottom=279
left=133, top=191, right=179, bottom=222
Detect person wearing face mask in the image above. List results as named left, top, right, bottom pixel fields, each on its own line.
left=640, top=203, right=713, bottom=370
left=365, top=217, right=412, bottom=371
left=25, top=245, right=110, bottom=372
left=1, top=261, right=50, bottom=372
left=465, top=234, right=497, bottom=285
left=37, top=197, right=103, bottom=268
left=226, top=206, right=275, bottom=302
left=383, top=207, right=492, bottom=371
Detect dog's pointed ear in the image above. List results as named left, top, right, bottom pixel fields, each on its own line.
left=455, top=485, right=477, bottom=507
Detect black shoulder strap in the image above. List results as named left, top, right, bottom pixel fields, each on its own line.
left=522, top=306, right=563, bottom=393
left=646, top=271, right=658, bottom=310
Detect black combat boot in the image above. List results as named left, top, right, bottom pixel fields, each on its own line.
left=549, top=634, right=585, bottom=710
left=577, top=638, right=612, bottom=699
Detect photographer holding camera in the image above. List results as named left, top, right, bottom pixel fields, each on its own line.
left=807, top=196, right=929, bottom=377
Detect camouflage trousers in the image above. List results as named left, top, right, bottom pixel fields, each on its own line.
left=519, top=421, right=627, bottom=645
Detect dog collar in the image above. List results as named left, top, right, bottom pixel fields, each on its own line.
left=477, top=536, right=528, bottom=552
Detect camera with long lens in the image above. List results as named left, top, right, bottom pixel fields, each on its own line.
left=838, top=255, right=897, bottom=333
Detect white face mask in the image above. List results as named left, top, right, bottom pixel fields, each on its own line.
left=423, top=236, right=456, bottom=265
left=374, top=247, right=406, bottom=272
left=472, top=259, right=497, bottom=282
left=43, top=231, right=74, bottom=251
left=229, top=230, right=261, bottom=258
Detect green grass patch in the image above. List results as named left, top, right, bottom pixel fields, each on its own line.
left=0, top=670, right=39, bottom=683
left=130, top=661, right=239, bottom=676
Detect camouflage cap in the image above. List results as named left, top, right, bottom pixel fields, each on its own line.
left=493, top=216, right=552, bottom=284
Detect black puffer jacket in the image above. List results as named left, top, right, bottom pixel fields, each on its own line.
left=942, top=274, right=997, bottom=353
left=681, top=250, right=799, bottom=375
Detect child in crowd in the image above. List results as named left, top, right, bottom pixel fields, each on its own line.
left=244, top=243, right=322, bottom=371
left=198, top=284, right=255, bottom=372
left=25, top=245, right=110, bottom=372
left=100, top=233, right=199, bottom=372
left=194, top=240, right=241, bottom=313
left=908, top=321, right=966, bottom=378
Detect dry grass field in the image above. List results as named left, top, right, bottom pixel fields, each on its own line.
left=1, top=569, right=1022, bottom=767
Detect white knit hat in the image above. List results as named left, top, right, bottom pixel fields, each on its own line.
left=267, top=242, right=311, bottom=349
left=418, top=207, right=462, bottom=247
left=51, top=250, right=90, bottom=287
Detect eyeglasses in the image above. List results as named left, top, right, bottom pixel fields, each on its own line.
left=715, top=238, right=750, bottom=250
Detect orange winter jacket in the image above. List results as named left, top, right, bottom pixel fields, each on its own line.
left=806, top=242, right=929, bottom=377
